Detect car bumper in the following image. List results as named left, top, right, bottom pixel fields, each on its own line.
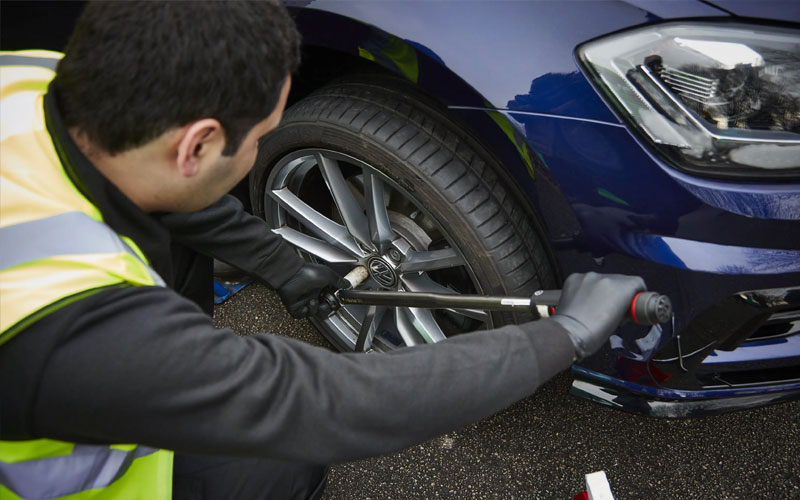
left=568, top=284, right=800, bottom=416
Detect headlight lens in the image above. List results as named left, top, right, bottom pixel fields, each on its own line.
left=578, top=22, right=800, bottom=178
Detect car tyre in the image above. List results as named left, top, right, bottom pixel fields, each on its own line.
left=252, top=78, right=556, bottom=350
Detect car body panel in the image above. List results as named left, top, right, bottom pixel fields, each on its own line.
left=704, top=0, right=800, bottom=20
left=703, top=335, right=800, bottom=367
left=296, top=0, right=732, bottom=120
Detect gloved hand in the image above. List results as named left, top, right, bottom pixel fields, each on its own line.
left=277, top=263, right=347, bottom=319
left=549, top=272, right=646, bottom=360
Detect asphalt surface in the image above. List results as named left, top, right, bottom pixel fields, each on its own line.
left=213, top=282, right=800, bottom=500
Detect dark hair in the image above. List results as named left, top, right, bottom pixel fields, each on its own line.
left=53, top=0, right=300, bottom=155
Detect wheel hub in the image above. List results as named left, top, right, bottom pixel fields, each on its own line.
left=367, top=256, right=398, bottom=289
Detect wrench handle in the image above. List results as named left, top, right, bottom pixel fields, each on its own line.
left=629, top=291, right=673, bottom=326
left=532, top=290, right=672, bottom=326
left=325, top=289, right=672, bottom=326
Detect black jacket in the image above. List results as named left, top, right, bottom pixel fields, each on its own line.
left=0, top=89, right=576, bottom=463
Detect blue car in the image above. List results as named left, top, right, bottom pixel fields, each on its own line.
left=250, top=0, right=800, bottom=417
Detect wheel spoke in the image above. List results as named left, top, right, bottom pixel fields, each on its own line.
left=363, top=170, right=394, bottom=254
left=401, top=273, right=453, bottom=293
left=394, top=308, right=422, bottom=347
left=406, top=307, right=447, bottom=344
left=355, top=305, right=387, bottom=352
left=401, top=274, right=489, bottom=323
left=271, top=187, right=365, bottom=257
left=315, top=153, right=374, bottom=251
left=273, top=227, right=358, bottom=264
left=399, top=248, right=464, bottom=273
left=443, top=306, right=489, bottom=322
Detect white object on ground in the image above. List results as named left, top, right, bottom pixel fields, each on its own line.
left=586, top=471, right=615, bottom=500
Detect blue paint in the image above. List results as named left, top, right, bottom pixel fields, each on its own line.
left=703, top=335, right=800, bottom=365
left=631, top=235, right=800, bottom=275
left=658, top=167, right=800, bottom=221
left=573, top=365, right=800, bottom=400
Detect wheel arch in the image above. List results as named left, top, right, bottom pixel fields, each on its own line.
left=289, top=7, right=568, bottom=283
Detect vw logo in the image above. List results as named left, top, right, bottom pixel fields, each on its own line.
left=367, top=257, right=397, bottom=288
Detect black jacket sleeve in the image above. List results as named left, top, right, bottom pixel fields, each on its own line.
left=0, top=286, right=575, bottom=463
left=158, top=195, right=304, bottom=289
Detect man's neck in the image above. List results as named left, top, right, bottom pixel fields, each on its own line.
left=68, top=127, right=171, bottom=213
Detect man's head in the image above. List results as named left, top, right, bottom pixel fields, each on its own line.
left=54, top=1, right=299, bottom=211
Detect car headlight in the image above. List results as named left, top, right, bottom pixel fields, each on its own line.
left=577, top=22, right=800, bottom=179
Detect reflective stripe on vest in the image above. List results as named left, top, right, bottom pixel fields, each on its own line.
left=0, top=444, right=158, bottom=500
left=0, top=211, right=165, bottom=287
left=0, top=53, right=59, bottom=70
left=1, top=51, right=173, bottom=500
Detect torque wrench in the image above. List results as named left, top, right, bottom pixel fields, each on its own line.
left=329, top=288, right=671, bottom=326
left=323, top=268, right=672, bottom=326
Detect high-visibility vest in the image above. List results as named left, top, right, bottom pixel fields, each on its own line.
left=0, top=50, right=173, bottom=500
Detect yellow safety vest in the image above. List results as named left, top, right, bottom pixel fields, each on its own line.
left=0, top=50, right=173, bottom=500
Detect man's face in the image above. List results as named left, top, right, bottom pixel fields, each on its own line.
left=195, top=77, right=292, bottom=209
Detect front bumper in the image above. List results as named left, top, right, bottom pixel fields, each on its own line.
left=572, top=285, right=800, bottom=416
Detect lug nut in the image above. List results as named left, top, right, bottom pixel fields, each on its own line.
left=388, top=249, right=402, bottom=262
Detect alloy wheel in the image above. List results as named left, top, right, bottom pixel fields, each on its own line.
left=265, top=148, right=491, bottom=351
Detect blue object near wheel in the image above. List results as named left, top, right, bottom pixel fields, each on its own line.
left=213, top=280, right=252, bottom=304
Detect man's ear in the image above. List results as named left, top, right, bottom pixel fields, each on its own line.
left=176, top=119, right=225, bottom=177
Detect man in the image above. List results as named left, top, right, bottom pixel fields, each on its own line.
left=0, top=2, right=646, bottom=499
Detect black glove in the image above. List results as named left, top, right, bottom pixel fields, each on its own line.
left=549, top=272, right=646, bottom=360
left=277, top=263, right=347, bottom=319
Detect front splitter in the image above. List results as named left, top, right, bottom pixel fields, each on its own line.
left=570, top=376, right=800, bottom=418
